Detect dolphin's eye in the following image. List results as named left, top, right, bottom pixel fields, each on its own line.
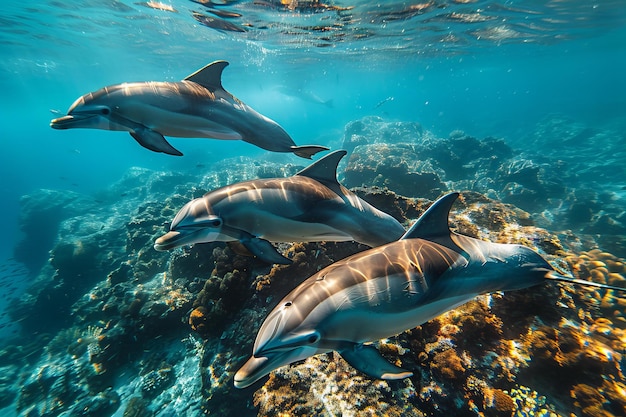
left=101, top=108, right=110, bottom=115
left=211, top=219, right=222, bottom=227
left=284, top=301, right=292, bottom=307
left=308, top=334, right=319, bottom=344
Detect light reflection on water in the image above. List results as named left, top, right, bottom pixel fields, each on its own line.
left=2, top=0, right=626, bottom=66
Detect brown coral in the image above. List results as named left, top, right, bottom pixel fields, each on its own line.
left=252, top=241, right=359, bottom=297
left=189, top=306, right=209, bottom=336
left=191, top=270, right=249, bottom=337
left=522, top=327, right=559, bottom=361
left=430, top=349, right=466, bottom=381
left=487, top=388, right=516, bottom=416
left=571, top=383, right=611, bottom=417
left=449, top=299, right=503, bottom=354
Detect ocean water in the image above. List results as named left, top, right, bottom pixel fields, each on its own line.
left=1, top=1, right=626, bottom=416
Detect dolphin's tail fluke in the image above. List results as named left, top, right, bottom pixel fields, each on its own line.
left=291, top=145, right=330, bottom=159
left=546, top=270, right=626, bottom=292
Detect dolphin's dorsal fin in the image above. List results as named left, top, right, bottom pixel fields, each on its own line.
left=296, top=150, right=346, bottom=192
left=402, top=192, right=460, bottom=240
left=184, top=60, right=229, bottom=90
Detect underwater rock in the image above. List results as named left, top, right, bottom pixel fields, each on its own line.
left=352, top=186, right=424, bottom=223
left=15, top=215, right=127, bottom=333
left=255, top=162, right=304, bottom=179
left=252, top=351, right=418, bottom=417
left=14, top=189, right=97, bottom=272
left=167, top=243, right=218, bottom=281
left=198, top=156, right=278, bottom=191
left=345, top=143, right=446, bottom=199
left=190, top=247, right=252, bottom=338
left=342, top=115, right=423, bottom=155
left=141, top=367, right=174, bottom=399
left=426, top=131, right=513, bottom=182
left=122, top=396, right=151, bottom=417
left=71, top=390, right=120, bottom=416
left=99, top=167, right=198, bottom=203
left=10, top=167, right=204, bottom=336
left=189, top=306, right=210, bottom=335
left=17, top=358, right=81, bottom=415
left=447, top=300, right=503, bottom=355
left=252, top=240, right=366, bottom=300
left=0, top=365, right=20, bottom=410
left=521, top=115, right=626, bottom=257
left=494, top=157, right=566, bottom=211
left=126, top=201, right=172, bottom=283
left=342, top=117, right=519, bottom=202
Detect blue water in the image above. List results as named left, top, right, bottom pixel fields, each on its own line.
left=1, top=1, right=626, bottom=415
left=2, top=2, right=625, bottom=262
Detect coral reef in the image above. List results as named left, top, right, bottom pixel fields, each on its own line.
left=345, top=143, right=447, bottom=199
left=342, top=117, right=514, bottom=201
left=188, top=246, right=252, bottom=337
left=3, top=115, right=625, bottom=416
left=343, top=115, right=626, bottom=259
left=342, top=116, right=424, bottom=155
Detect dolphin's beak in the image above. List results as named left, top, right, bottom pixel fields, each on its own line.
left=233, top=355, right=270, bottom=389
left=154, top=231, right=187, bottom=251
left=50, top=115, right=75, bottom=129
left=50, top=114, right=97, bottom=129
left=234, top=345, right=322, bottom=389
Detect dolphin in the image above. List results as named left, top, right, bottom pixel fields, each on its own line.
left=274, top=85, right=334, bottom=108
left=154, top=150, right=406, bottom=264
left=233, top=192, right=626, bottom=388
left=50, top=60, right=328, bottom=159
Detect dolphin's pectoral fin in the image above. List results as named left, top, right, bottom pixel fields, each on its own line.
left=290, top=145, right=330, bottom=159
left=130, top=130, right=183, bottom=156
left=239, top=233, right=292, bottom=265
left=227, top=241, right=255, bottom=257
left=340, top=343, right=413, bottom=380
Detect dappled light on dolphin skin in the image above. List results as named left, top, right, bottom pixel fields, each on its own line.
left=50, top=61, right=328, bottom=158
left=235, top=192, right=626, bottom=388
left=4, top=0, right=625, bottom=414
left=154, top=150, right=405, bottom=264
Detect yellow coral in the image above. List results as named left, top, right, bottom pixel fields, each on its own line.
left=92, top=362, right=105, bottom=374
left=189, top=306, right=209, bottom=335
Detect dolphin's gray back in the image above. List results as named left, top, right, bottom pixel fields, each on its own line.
left=71, top=81, right=218, bottom=112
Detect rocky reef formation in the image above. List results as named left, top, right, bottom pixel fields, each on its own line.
left=343, top=115, right=626, bottom=259
left=1, top=115, right=625, bottom=416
